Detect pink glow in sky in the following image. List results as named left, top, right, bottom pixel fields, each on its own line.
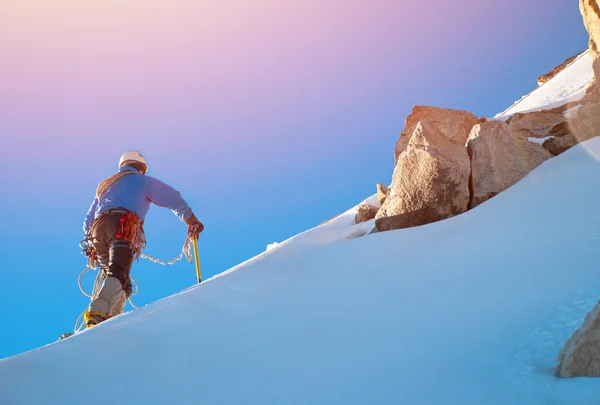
left=0, top=1, right=494, bottom=153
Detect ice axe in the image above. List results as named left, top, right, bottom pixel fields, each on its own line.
left=192, top=235, right=201, bottom=283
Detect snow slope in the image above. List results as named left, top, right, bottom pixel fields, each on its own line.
left=2, top=49, right=600, bottom=405
left=1, top=138, right=599, bottom=405
left=495, top=49, right=594, bottom=119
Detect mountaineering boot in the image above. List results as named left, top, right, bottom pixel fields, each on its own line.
left=84, top=311, right=108, bottom=328
left=109, top=285, right=128, bottom=317
left=86, top=276, right=127, bottom=327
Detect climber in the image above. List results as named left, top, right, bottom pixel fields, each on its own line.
left=81, top=151, right=204, bottom=328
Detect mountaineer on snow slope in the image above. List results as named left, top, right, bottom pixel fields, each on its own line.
left=80, top=151, right=204, bottom=328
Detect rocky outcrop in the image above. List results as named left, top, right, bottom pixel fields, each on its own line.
left=556, top=300, right=600, bottom=378
left=580, top=0, right=600, bottom=78
left=538, top=52, right=584, bottom=85
left=355, top=204, right=379, bottom=224
left=377, top=120, right=470, bottom=231
left=376, top=184, right=389, bottom=206
left=466, top=121, right=528, bottom=208
left=543, top=134, right=577, bottom=156
left=512, top=137, right=553, bottom=172
left=507, top=111, right=566, bottom=139
left=394, top=106, right=479, bottom=163
left=504, top=110, right=557, bottom=170
left=371, top=12, right=600, bottom=236
left=503, top=99, right=599, bottom=159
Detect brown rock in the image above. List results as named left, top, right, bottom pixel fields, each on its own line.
left=355, top=204, right=379, bottom=224
left=580, top=0, right=600, bottom=78
left=512, top=136, right=554, bottom=172
left=376, top=206, right=447, bottom=231
left=542, top=135, right=578, bottom=156
left=394, top=106, right=479, bottom=163
left=508, top=111, right=566, bottom=139
left=466, top=121, right=528, bottom=208
left=556, top=300, right=600, bottom=378
left=504, top=111, right=557, bottom=171
left=376, top=183, right=389, bottom=206
left=377, top=120, right=470, bottom=231
left=547, top=122, right=570, bottom=137
left=567, top=102, right=600, bottom=142
left=538, top=52, right=584, bottom=85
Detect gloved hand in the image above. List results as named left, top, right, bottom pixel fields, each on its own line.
left=185, top=213, right=204, bottom=238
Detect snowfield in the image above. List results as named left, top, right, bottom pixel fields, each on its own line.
left=495, top=49, right=594, bottom=119
left=1, top=49, right=600, bottom=405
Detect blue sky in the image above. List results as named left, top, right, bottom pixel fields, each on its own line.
left=0, top=0, right=591, bottom=359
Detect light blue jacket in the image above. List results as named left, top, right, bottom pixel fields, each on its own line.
left=83, top=165, right=193, bottom=235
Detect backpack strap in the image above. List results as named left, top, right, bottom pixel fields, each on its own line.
left=96, top=171, right=137, bottom=200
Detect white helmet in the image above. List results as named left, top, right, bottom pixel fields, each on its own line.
left=119, top=151, right=148, bottom=173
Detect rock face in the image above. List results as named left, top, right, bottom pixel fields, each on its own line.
left=376, top=184, right=389, bottom=206
left=543, top=134, right=578, bottom=156
left=504, top=110, right=563, bottom=170
left=355, top=204, right=379, bottom=224
left=512, top=137, right=554, bottom=172
left=394, top=106, right=479, bottom=163
left=466, top=121, right=528, bottom=208
left=377, top=120, right=470, bottom=231
left=537, top=52, right=584, bottom=85
left=507, top=111, right=566, bottom=139
left=580, top=0, right=600, bottom=78
left=556, top=300, right=600, bottom=378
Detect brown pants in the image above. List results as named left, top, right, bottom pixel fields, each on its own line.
left=90, top=210, right=134, bottom=297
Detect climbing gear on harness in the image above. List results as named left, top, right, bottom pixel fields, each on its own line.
left=115, top=211, right=146, bottom=260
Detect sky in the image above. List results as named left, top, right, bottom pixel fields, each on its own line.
left=0, top=0, right=591, bottom=358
